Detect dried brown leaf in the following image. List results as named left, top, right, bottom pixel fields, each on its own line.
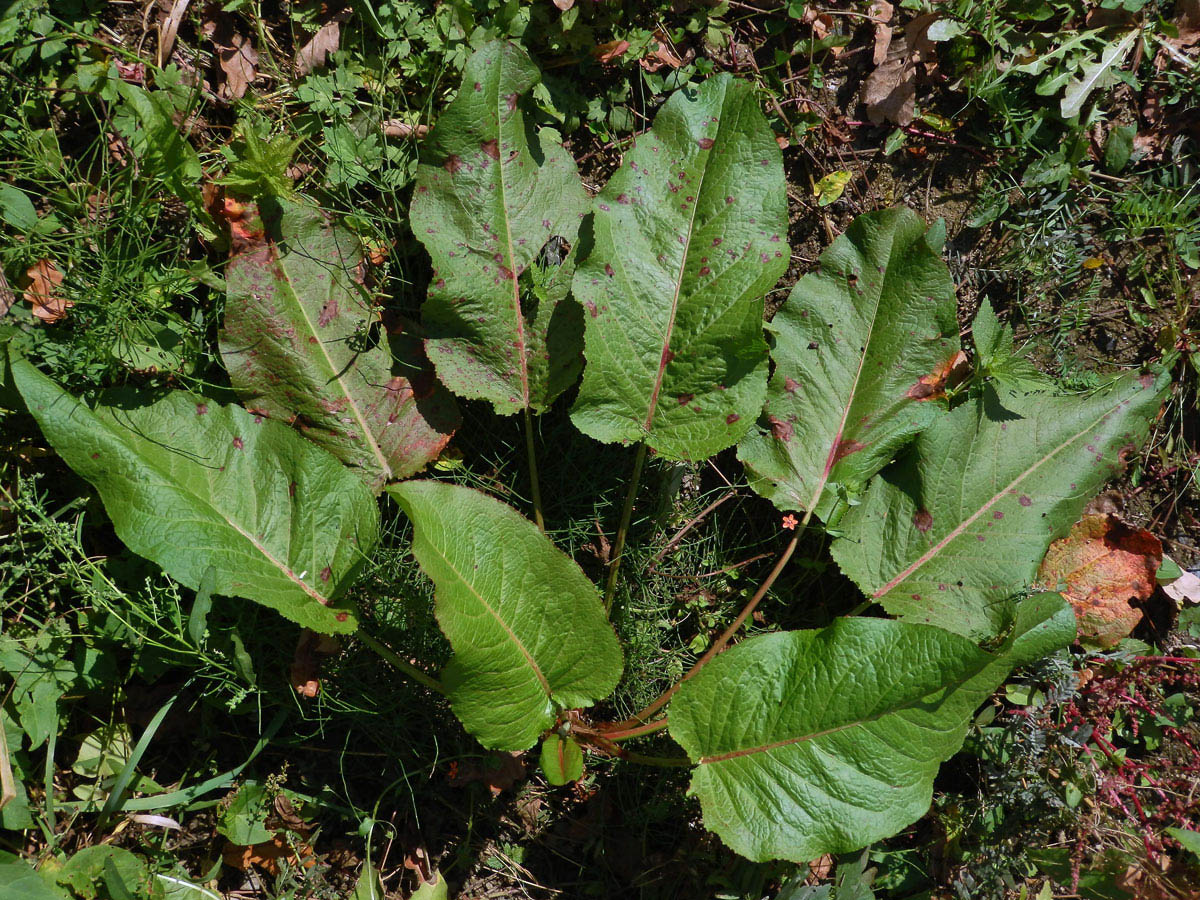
left=593, top=38, right=630, bottom=64
left=203, top=12, right=258, bottom=100
left=870, top=0, right=894, bottom=66
left=1169, top=0, right=1200, bottom=48
left=222, top=835, right=316, bottom=875
left=157, top=0, right=191, bottom=65
left=296, top=8, right=352, bottom=76
left=381, top=120, right=429, bottom=139
left=640, top=28, right=684, bottom=71
left=23, top=259, right=70, bottom=323
left=861, top=12, right=940, bottom=126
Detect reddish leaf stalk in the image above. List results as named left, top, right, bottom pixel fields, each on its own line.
left=613, top=514, right=809, bottom=729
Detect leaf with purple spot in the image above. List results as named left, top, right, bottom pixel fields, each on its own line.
left=739, top=207, right=961, bottom=523
left=410, top=41, right=588, bottom=415
left=569, top=74, right=788, bottom=460
left=9, top=353, right=378, bottom=634
left=221, top=199, right=460, bottom=493
left=832, top=366, right=1170, bottom=639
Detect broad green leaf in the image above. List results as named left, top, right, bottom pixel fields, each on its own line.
left=1168, top=826, right=1200, bottom=858
left=11, top=355, right=376, bottom=634
left=539, top=732, right=584, bottom=785
left=410, top=41, right=588, bottom=415
left=57, top=846, right=149, bottom=900
left=570, top=74, right=788, bottom=461
left=0, top=184, right=37, bottom=231
left=0, top=862, right=71, bottom=900
left=832, top=370, right=1169, bottom=639
left=670, top=593, right=1074, bottom=862
left=389, top=481, right=622, bottom=750
left=739, top=208, right=960, bottom=521
left=221, top=200, right=459, bottom=492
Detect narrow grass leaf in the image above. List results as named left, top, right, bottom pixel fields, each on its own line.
left=669, top=594, right=1074, bottom=862
left=221, top=199, right=459, bottom=492
left=570, top=74, right=788, bottom=460
left=739, top=207, right=960, bottom=521
left=11, top=355, right=377, bottom=634
left=410, top=40, right=588, bottom=415
left=832, top=371, right=1169, bottom=638
left=389, top=481, right=622, bottom=750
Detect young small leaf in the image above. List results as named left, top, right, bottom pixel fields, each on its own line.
left=388, top=481, right=622, bottom=750
left=410, top=41, right=588, bottom=415
left=832, top=371, right=1169, bottom=638
left=539, top=733, right=584, bottom=785
left=669, top=594, right=1074, bottom=862
left=11, top=354, right=377, bottom=634
left=739, top=207, right=960, bottom=521
left=221, top=199, right=459, bottom=492
left=570, top=73, right=788, bottom=461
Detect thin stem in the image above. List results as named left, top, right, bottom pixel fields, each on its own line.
left=603, top=441, right=648, bottom=614
left=595, top=718, right=669, bottom=742
left=615, top=513, right=811, bottom=728
left=619, top=749, right=691, bottom=768
left=356, top=630, right=445, bottom=695
left=523, top=406, right=545, bottom=532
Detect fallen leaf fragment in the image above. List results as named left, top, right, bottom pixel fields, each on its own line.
left=861, top=12, right=939, bottom=126
left=203, top=12, right=258, bottom=100
left=1038, top=513, right=1162, bottom=648
left=905, top=350, right=969, bottom=400
left=381, top=120, right=429, bottom=139
left=593, top=39, right=630, bottom=64
left=1168, top=0, right=1200, bottom=49
left=448, top=751, right=526, bottom=796
left=1162, top=561, right=1200, bottom=605
left=296, top=7, right=353, bottom=75
left=870, top=0, right=894, bottom=65
left=222, top=834, right=316, bottom=875
left=24, top=259, right=71, bottom=323
left=640, top=28, right=684, bottom=71
left=156, top=0, right=192, bottom=65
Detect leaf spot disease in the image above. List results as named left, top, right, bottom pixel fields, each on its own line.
left=697, top=137, right=714, bottom=149
left=913, top=509, right=933, bottom=532
left=1019, top=495, right=1032, bottom=507
left=769, top=416, right=793, bottom=442
left=481, top=139, right=500, bottom=160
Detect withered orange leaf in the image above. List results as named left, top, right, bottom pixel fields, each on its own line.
left=296, top=8, right=353, bottom=75
left=906, top=350, right=969, bottom=401
left=222, top=835, right=316, bottom=875
left=593, top=39, right=630, bottom=64
left=24, top=259, right=71, bottom=323
left=1038, top=513, right=1162, bottom=649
